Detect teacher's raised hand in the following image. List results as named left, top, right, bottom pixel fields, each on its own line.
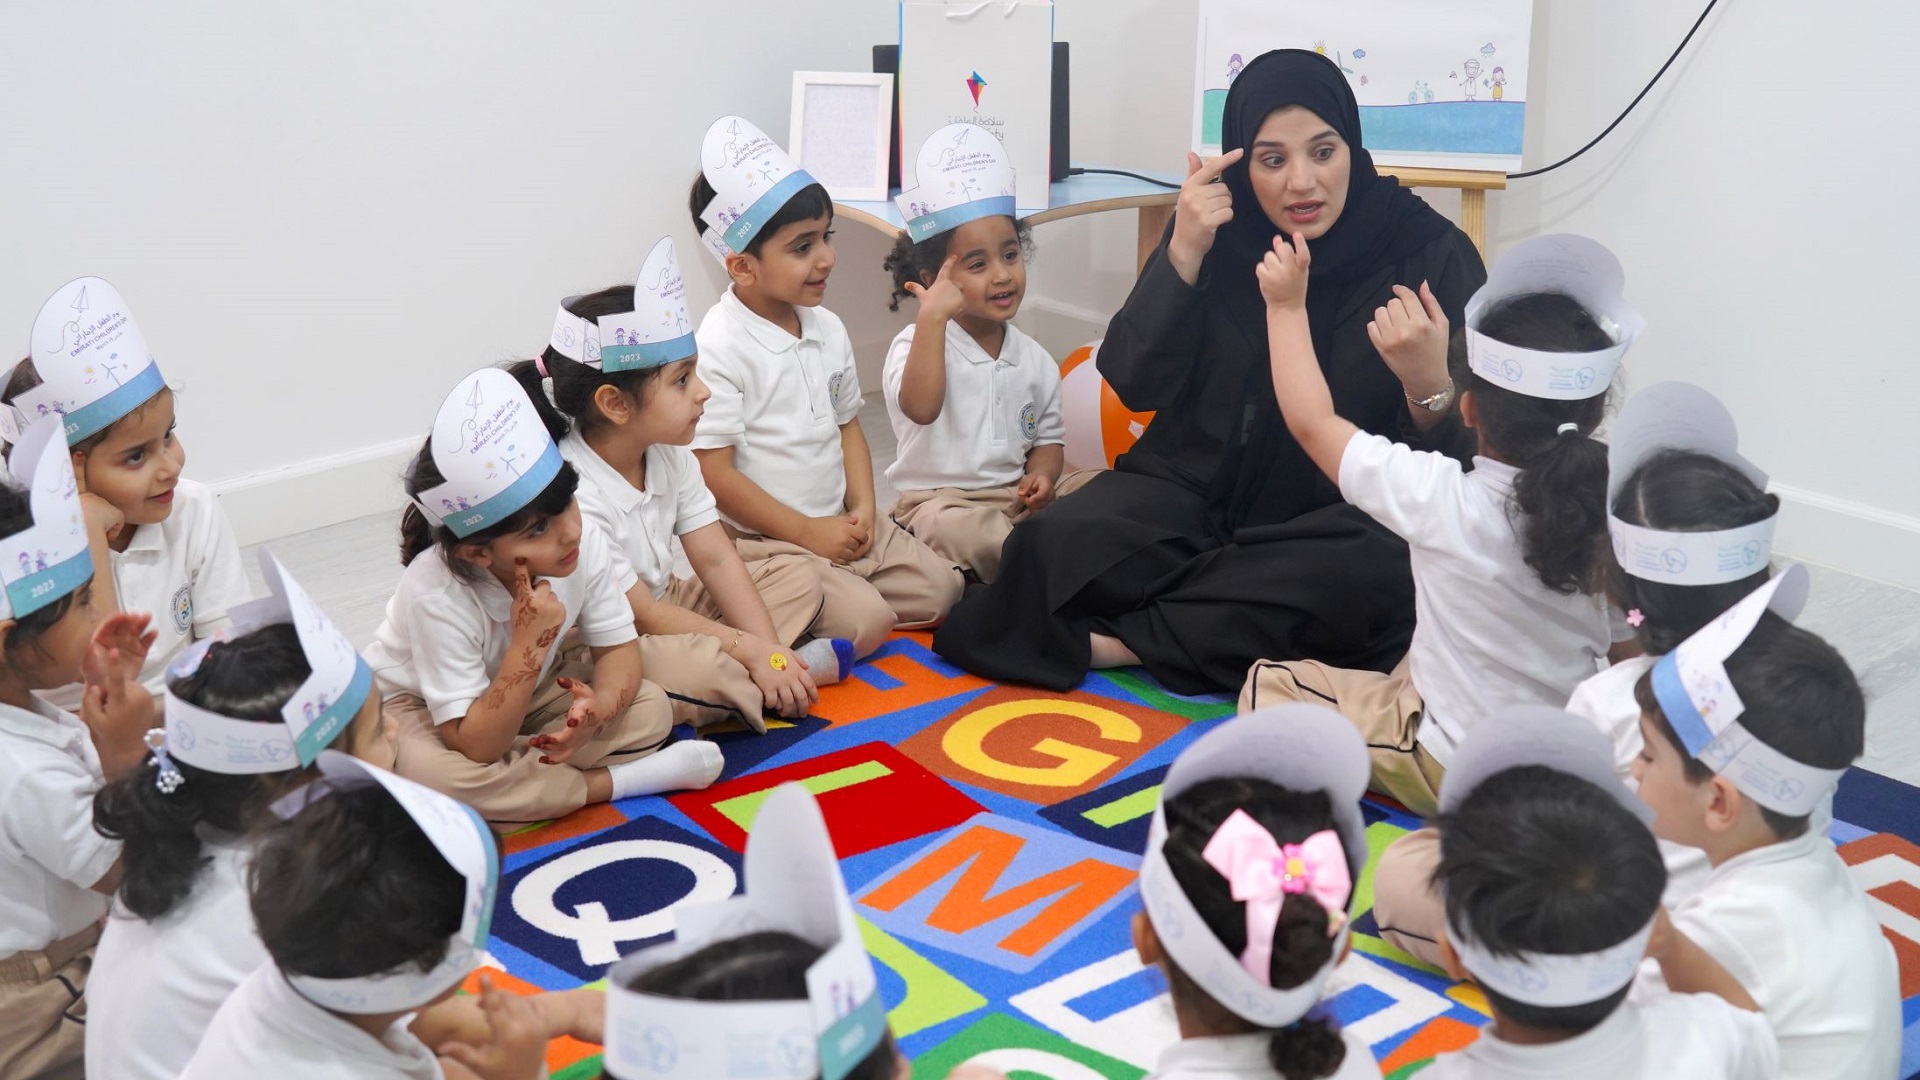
left=1168, top=147, right=1244, bottom=286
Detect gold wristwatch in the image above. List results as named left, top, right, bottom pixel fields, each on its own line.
left=1406, top=378, right=1457, bottom=413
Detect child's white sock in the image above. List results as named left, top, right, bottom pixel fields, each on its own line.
left=795, top=638, right=856, bottom=686
left=607, top=740, right=724, bottom=799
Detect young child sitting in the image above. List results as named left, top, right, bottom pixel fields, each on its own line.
left=365, top=368, right=718, bottom=826
left=4, top=276, right=251, bottom=712
left=1134, top=705, right=1384, bottom=1078
left=688, top=115, right=963, bottom=645
left=0, top=417, right=155, bottom=1078
left=1422, top=705, right=1777, bottom=1078
left=602, top=783, right=907, bottom=1079
left=183, top=752, right=579, bottom=1078
left=515, top=235, right=854, bottom=730
left=86, top=553, right=375, bottom=1080
left=1630, top=565, right=1900, bottom=1079
left=1241, top=234, right=1639, bottom=815
left=879, top=124, right=1082, bottom=583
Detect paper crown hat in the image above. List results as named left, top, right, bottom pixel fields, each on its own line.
left=894, top=123, right=1018, bottom=243
left=1464, top=234, right=1643, bottom=401
left=1138, top=705, right=1369, bottom=1028
left=410, top=368, right=565, bottom=539
left=696, top=116, right=820, bottom=262
left=605, top=784, right=887, bottom=1080
left=548, top=237, right=697, bottom=372
left=1437, top=705, right=1656, bottom=1008
left=1607, top=382, right=1775, bottom=587
left=0, top=418, right=92, bottom=621
left=278, top=752, right=499, bottom=1014
left=14, top=277, right=168, bottom=446
left=1649, top=563, right=1845, bottom=816
left=161, top=550, right=374, bottom=775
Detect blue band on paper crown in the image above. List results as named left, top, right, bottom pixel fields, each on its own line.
left=60, top=361, right=166, bottom=444
left=817, top=992, right=888, bottom=1080
left=5, top=548, right=92, bottom=620
left=905, top=195, right=1018, bottom=244
left=294, top=658, right=375, bottom=766
left=601, top=332, right=698, bottom=373
left=1650, top=652, right=1716, bottom=756
left=444, top=442, right=565, bottom=539
left=720, top=169, right=821, bottom=254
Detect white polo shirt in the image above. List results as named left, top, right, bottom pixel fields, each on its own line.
left=692, top=287, right=864, bottom=525
left=363, top=520, right=639, bottom=724
left=89, top=836, right=267, bottom=1080
left=881, top=320, right=1066, bottom=492
left=563, top=432, right=720, bottom=601
left=1423, top=991, right=1777, bottom=1079
left=1338, top=433, right=1619, bottom=765
left=182, top=964, right=442, bottom=1080
left=1145, top=1029, right=1381, bottom=1078
left=0, top=696, right=115, bottom=955
left=47, top=477, right=251, bottom=712
left=1633, top=829, right=1901, bottom=1080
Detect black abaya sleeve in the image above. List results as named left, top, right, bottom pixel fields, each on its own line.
left=1096, top=216, right=1209, bottom=413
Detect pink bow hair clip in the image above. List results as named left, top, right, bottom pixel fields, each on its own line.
left=1201, top=809, right=1352, bottom=983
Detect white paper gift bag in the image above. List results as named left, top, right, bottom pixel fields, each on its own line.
left=898, top=0, right=1054, bottom=211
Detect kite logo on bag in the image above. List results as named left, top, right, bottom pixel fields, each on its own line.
left=967, top=70, right=989, bottom=110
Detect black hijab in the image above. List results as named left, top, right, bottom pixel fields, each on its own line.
left=1204, top=49, right=1461, bottom=534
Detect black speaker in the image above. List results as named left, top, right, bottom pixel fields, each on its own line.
left=873, top=41, right=1069, bottom=190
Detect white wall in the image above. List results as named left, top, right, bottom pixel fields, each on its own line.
left=5, top=1, right=1917, bottom=586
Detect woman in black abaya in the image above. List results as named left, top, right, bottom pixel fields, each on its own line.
left=933, top=49, right=1487, bottom=693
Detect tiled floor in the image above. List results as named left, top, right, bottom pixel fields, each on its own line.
left=245, top=398, right=1920, bottom=786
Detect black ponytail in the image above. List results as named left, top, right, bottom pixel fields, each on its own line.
left=1454, top=293, right=1615, bottom=595
left=1159, top=777, right=1352, bottom=1080
left=92, top=624, right=315, bottom=921
left=397, top=434, right=580, bottom=577
left=506, top=288, right=669, bottom=444
left=1609, top=449, right=1779, bottom=652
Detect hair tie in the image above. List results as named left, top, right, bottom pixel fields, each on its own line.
left=1201, top=810, right=1352, bottom=983
left=1556, top=422, right=1580, bottom=436
left=534, top=356, right=551, bottom=379
left=145, top=728, right=185, bottom=795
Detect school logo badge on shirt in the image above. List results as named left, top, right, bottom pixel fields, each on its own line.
left=828, top=372, right=846, bottom=408
left=171, top=585, right=193, bottom=635
left=1020, top=401, right=1038, bottom=442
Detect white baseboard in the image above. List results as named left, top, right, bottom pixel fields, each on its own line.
left=1772, top=483, right=1920, bottom=593
left=210, top=435, right=418, bottom=546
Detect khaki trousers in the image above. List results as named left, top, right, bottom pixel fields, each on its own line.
left=1239, top=655, right=1446, bottom=818
left=639, top=556, right=830, bottom=732
left=383, top=645, right=674, bottom=827
left=890, top=469, right=1100, bottom=583
left=0, top=922, right=97, bottom=1080
left=1370, top=827, right=1447, bottom=968
left=734, top=513, right=964, bottom=657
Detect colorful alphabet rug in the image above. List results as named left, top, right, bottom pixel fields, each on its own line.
left=475, top=633, right=1920, bottom=1078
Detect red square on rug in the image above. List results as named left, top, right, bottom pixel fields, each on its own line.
left=670, top=742, right=984, bottom=857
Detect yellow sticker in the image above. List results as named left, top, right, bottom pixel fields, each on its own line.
left=769, top=653, right=788, bottom=671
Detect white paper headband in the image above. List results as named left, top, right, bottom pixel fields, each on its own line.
left=547, top=237, right=697, bottom=373
left=0, top=418, right=92, bottom=621
left=1452, top=920, right=1653, bottom=1008
left=1464, top=234, right=1642, bottom=402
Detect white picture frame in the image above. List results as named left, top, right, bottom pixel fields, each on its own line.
left=790, top=71, right=894, bottom=202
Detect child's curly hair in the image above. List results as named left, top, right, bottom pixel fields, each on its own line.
left=882, top=216, right=1035, bottom=311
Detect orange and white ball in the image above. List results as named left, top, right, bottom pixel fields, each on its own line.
left=1059, top=340, right=1154, bottom=470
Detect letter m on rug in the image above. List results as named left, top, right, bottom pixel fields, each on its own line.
left=856, top=814, right=1139, bottom=974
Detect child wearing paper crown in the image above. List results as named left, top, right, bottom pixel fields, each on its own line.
left=1628, top=567, right=1900, bottom=1079
left=509, top=235, right=857, bottom=731
left=3, top=276, right=253, bottom=714
left=366, top=368, right=722, bottom=826
left=85, top=552, right=377, bottom=1079
left=183, top=753, right=596, bottom=1079
left=1371, top=383, right=1785, bottom=965
left=878, top=124, right=1087, bottom=583
left=1239, top=234, right=1637, bottom=817
left=601, top=783, right=909, bottom=1080
left=0, top=416, right=162, bottom=1078
left=1134, top=706, right=1383, bottom=1079
left=687, top=116, right=965, bottom=642
left=1420, top=705, right=1777, bottom=1079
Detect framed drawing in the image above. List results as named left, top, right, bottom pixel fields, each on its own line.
left=790, top=71, right=895, bottom=201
